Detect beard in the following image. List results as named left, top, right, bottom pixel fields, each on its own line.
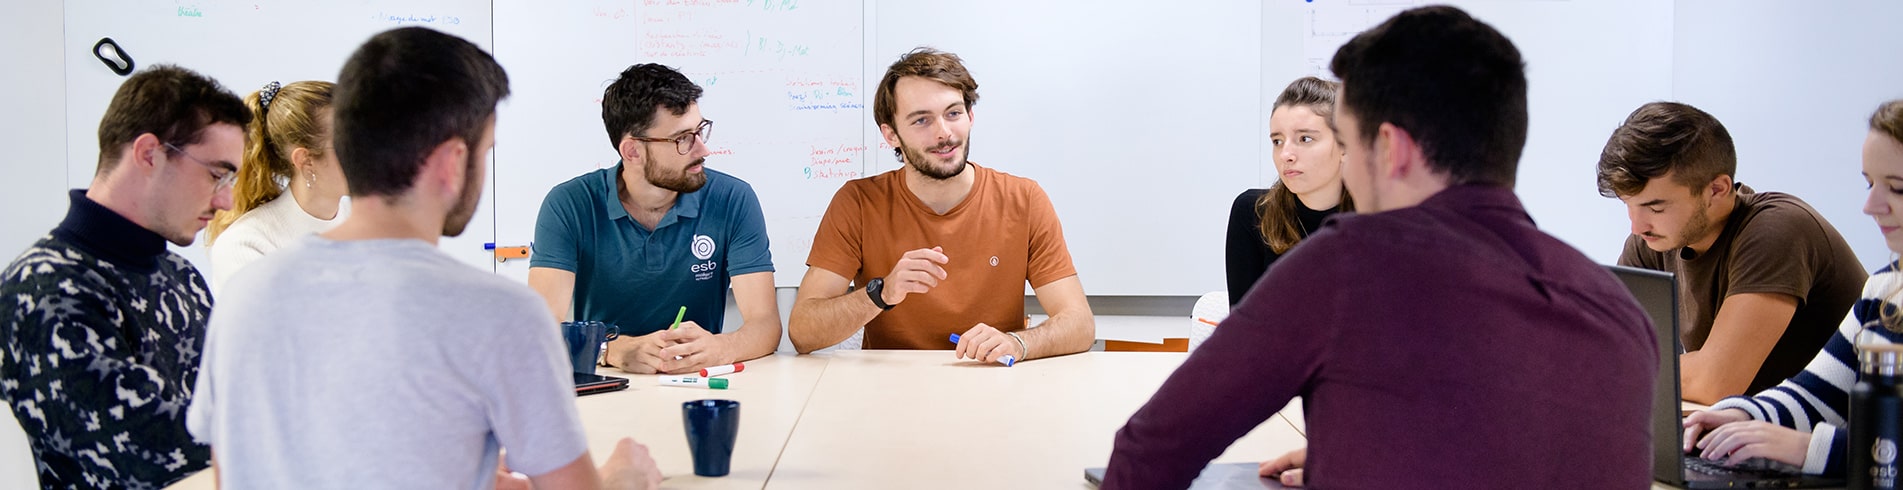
left=1672, top=205, right=1716, bottom=251
left=1644, top=199, right=1717, bottom=251
left=647, top=157, right=708, bottom=193
left=441, top=152, right=485, bottom=237
left=898, top=135, right=969, bottom=181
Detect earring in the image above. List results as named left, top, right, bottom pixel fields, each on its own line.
left=306, top=167, right=316, bottom=190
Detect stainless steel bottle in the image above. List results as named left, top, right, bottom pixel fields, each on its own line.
left=1851, top=345, right=1903, bottom=489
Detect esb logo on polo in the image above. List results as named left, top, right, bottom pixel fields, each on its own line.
left=690, top=234, right=719, bottom=281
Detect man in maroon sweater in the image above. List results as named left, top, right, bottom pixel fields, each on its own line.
left=1103, top=6, right=1657, bottom=489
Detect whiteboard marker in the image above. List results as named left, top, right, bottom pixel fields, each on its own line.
left=948, top=334, right=1015, bottom=367
left=699, top=362, right=745, bottom=377
left=659, top=375, right=728, bottom=389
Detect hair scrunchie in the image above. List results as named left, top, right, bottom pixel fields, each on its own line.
left=258, top=81, right=282, bottom=113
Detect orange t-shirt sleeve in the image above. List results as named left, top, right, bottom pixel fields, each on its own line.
left=807, top=182, right=867, bottom=281
left=1023, top=181, right=1077, bottom=288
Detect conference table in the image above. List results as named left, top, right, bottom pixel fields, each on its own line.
left=163, top=349, right=1730, bottom=489
left=166, top=350, right=1306, bottom=489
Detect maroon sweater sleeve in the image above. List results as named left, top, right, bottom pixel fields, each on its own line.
left=1101, top=230, right=1340, bottom=488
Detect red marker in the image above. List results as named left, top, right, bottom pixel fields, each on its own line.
left=699, top=362, right=745, bottom=377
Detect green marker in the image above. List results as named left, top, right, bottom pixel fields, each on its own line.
left=670, top=306, right=686, bottom=330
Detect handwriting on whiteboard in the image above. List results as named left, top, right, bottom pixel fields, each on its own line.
left=785, top=78, right=860, bottom=111
left=805, top=144, right=865, bottom=180
left=591, top=6, right=630, bottom=20
left=374, top=12, right=465, bottom=26
left=641, top=31, right=736, bottom=58
left=744, top=0, right=799, bottom=12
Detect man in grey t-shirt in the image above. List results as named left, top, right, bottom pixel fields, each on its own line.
left=186, top=27, right=660, bottom=489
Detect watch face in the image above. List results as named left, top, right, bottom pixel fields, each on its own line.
left=866, top=278, right=892, bottom=310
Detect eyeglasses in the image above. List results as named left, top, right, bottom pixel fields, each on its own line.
left=628, top=119, right=713, bottom=155
left=163, top=142, right=237, bottom=190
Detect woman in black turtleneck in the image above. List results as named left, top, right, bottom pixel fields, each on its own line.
left=1224, top=77, right=1355, bottom=306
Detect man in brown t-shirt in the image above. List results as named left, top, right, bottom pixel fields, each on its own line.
left=1599, top=102, right=1866, bottom=403
left=789, top=48, right=1096, bottom=361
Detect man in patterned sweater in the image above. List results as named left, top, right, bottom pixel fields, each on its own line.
left=0, top=65, right=249, bottom=488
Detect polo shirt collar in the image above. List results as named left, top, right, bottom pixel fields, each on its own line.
left=602, top=162, right=705, bottom=229
left=601, top=163, right=631, bottom=221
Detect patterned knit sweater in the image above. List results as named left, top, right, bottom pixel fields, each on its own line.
left=0, top=190, right=212, bottom=488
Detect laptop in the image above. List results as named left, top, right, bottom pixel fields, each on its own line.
left=1608, top=265, right=1843, bottom=489
left=573, top=371, right=629, bottom=396
left=1084, top=462, right=1289, bottom=489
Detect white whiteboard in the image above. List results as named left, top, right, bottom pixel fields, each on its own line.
left=491, top=0, right=869, bottom=287
left=61, top=0, right=497, bottom=273
left=492, top=0, right=1270, bottom=294
left=869, top=0, right=1263, bottom=296
left=43, top=0, right=1902, bottom=297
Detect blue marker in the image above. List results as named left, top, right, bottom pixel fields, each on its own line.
left=948, top=334, right=1015, bottom=367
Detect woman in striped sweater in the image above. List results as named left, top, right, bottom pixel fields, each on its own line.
left=1682, top=99, right=1903, bottom=476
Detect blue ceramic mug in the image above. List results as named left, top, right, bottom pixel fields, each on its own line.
left=682, top=399, right=741, bottom=477
left=559, top=321, right=618, bottom=374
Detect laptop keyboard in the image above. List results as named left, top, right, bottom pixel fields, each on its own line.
left=1685, top=455, right=1801, bottom=478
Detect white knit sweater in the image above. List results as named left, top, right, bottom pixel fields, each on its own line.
left=209, top=193, right=342, bottom=293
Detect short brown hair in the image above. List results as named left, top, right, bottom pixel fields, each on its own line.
left=874, top=47, right=979, bottom=129
left=1596, top=102, right=1736, bottom=198
left=94, top=64, right=250, bottom=176
left=1330, top=5, right=1527, bottom=187
left=601, top=64, right=702, bottom=151
left=1873, top=99, right=1903, bottom=145
left=334, top=27, right=510, bottom=198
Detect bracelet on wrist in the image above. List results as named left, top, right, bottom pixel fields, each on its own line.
left=1006, top=331, right=1029, bottom=361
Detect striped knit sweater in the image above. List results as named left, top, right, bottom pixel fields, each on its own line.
left=1711, top=264, right=1902, bottom=476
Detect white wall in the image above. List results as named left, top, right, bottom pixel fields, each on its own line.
left=1674, top=0, right=1903, bottom=272
left=2, top=3, right=70, bottom=256
left=0, top=0, right=63, bottom=485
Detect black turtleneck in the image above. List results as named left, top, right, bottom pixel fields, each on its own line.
left=1224, top=188, right=1347, bottom=306
left=50, top=189, right=169, bottom=273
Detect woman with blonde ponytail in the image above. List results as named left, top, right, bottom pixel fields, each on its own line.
left=1679, top=100, right=1903, bottom=476
left=207, top=80, right=343, bottom=292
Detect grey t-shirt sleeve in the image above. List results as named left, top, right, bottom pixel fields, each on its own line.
left=185, top=328, right=219, bottom=445
left=475, top=288, right=590, bottom=476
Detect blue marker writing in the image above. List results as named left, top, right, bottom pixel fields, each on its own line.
left=948, top=334, right=1015, bottom=367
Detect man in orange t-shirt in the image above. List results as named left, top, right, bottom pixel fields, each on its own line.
left=789, top=47, right=1096, bottom=363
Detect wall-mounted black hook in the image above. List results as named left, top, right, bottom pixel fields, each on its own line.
left=93, top=38, right=134, bottom=76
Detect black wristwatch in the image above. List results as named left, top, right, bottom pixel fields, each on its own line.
left=865, top=278, right=896, bottom=310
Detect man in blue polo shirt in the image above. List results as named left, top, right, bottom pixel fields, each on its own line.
left=529, top=63, right=779, bottom=375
